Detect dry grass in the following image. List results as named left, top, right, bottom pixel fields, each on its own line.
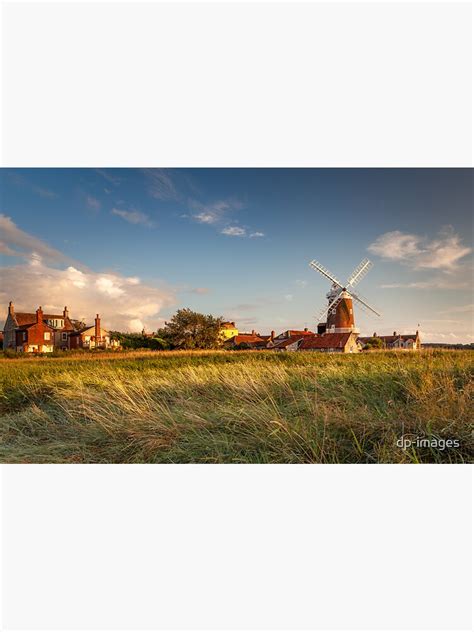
left=0, top=350, right=472, bottom=463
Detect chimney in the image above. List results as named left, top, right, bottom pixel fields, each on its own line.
left=36, top=306, right=43, bottom=323
left=8, top=301, right=14, bottom=315
left=95, top=314, right=101, bottom=340
left=63, top=306, right=69, bottom=319
left=304, top=327, right=308, bottom=332
left=271, top=330, right=275, bottom=341
left=393, top=331, right=397, bottom=336
left=373, top=332, right=377, bottom=337
left=231, top=322, right=235, bottom=327
left=252, top=329, right=255, bottom=335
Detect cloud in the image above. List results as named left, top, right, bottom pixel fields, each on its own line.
left=111, top=208, right=155, bottom=228
left=284, top=294, right=293, bottom=302
left=380, top=271, right=471, bottom=290
left=96, top=169, right=121, bottom=185
left=221, top=226, right=246, bottom=237
left=0, top=241, right=19, bottom=256
left=86, top=195, right=101, bottom=211
left=0, top=216, right=175, bottom=332
left=1, top=260, right=175, bottom=332
left=8, top=172, right=57, bottom=199
left=189, top=287, right=210, bottom=295
left=439, top=304, right=474, bottom=315
left=0, top=214, right=79, bottom=266
left=194, top=212, right=218, bottom=224
left=416, top=329, right=474, bottom=343
left=190, top=199, right=241, bottom=225
left=295, top=279, right=308, bottom=288
left=187, top=198, right=265, bottom=239
left=143, top=169, right=177, bottom=200
left=32, top=186, right=57, bottom=199
left=368, top=227, right=471, bottom=270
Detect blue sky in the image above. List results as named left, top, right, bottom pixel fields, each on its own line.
left=1, top=168, right=472, bottom=341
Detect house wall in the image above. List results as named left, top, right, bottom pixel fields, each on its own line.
left=220, top=326, right=239, bottom=340
left=2, top=314, right=17, bottom=349
left=54, top=330, right=71, bottom=350
left=23, top=322, right=54, bottom=353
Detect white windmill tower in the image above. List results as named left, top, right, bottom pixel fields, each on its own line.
left=309, top=258, right=381, bottom=334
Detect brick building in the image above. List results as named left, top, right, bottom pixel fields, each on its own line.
left=2, top=302, right=117, bottom=353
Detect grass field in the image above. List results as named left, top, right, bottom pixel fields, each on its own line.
left=0, top=349, right=472, bottom=463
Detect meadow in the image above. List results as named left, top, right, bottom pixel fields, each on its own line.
left=0, top=350, right=472, bottom=463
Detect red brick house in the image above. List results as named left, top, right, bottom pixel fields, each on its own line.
left=69, top=314, right=118, bottom=350
left=2, top=302, right=117, bottom=352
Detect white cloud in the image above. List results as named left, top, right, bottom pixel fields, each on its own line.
left=0, top=214, right=79, bottom=266
left=368, top=227, right=471, bottom=270
left=0, top=241, right=19, bottom=256
left=111, top=208, right=155, bottom=227
left=221, top=226, right=246, bottom=236
left=295, top=279, right=308, bottom=287
left=249, top=231, right=265, bottom=238
left=95, top=169, right=121, bottom=185
left=284, top=294, right=293, bottom=302
left=190, top=199, right=240, bottom=225
left=86, top=195, right=101, bottom=210
left=194, top=212, right=218, bottom=224
left=0, top=217, right=175, bottom=332
left=380, top=269, right=471, bottom=290
left=143, top=169, right=177, bottom=200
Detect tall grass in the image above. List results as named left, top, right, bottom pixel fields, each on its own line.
left=0, top=350, right=472, bottom=463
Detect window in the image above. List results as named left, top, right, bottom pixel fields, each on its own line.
left=62, top=332, right=67, bottom=341
left=23, top=332, right=26, bottom=341
left=44, top=332, right=51, bottom=340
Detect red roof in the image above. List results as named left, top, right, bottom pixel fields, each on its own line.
left=229, top=334, right=265, bottom=345
left=288, top=329, right=314, bottom=336
left=299, top=333, right=352, bottom=350
left=13, top=312, right=66, bottom=326
left=272, top=335, right=304, bottom=349
left=359, top=334, right=418, bottom=346
left=12, top=312, right=77, bottom=330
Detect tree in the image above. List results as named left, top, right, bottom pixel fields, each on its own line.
left=364, top=336, right=384, bottom=350
left=161, top=308, right=223, bottom=350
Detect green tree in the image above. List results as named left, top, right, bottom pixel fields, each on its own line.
left=364, top=336, right=384, bottom=350
left=162, top=308, right=223, bottom=350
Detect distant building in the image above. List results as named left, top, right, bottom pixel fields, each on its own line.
left=272, top=328, right=314, bottom=342
left=2, top=302, right=118, bottom=352
left=219, top=321, right=239, bottom=340
left=224, top=330, right=268, bottom=349
left=269, top=329, right=361, bottom=353
left=299, top=332, right=361, bottom=353
left=69, top=314, right=119, bottom=350
left=359, top=331, right=421, bottom=351
left=271, top=335, right=305, bottom=352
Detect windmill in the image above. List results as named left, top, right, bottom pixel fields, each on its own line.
left=309, top=258, right=381, bottom=334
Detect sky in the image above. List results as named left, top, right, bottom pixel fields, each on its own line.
left=1, top=168, right=473, bottom=342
